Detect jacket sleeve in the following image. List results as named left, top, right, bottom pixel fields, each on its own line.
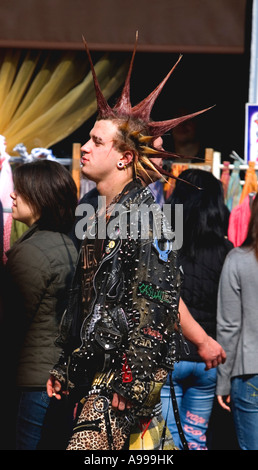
left=216, top=252, right=241, bottom=396
left=50, top=281, right=82, bottom=389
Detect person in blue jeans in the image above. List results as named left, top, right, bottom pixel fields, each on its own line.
left=161, top=169, right=233, bottom=450
left=216, top=193, right=258, bottom=450
left=16, top=391, right=50, bottom=449
left=162, top=363, right=217, bottom=449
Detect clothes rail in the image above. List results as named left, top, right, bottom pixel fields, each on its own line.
left=8, top=157, right=72, bottom=165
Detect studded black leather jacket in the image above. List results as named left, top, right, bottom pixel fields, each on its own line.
left=51, top=179, right=181, bottom=407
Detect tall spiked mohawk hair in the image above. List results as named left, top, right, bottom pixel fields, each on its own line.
left=82, top=33, right=212, bottom=181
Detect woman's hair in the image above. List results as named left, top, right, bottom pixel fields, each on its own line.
left=13, top=160, right=78, bottom=233
left=242, top=193, right=258, bottom=259
left=168, top=168, right=229, bottom=258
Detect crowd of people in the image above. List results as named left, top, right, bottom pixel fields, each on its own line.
left=0, top=38, right=257, bottom=452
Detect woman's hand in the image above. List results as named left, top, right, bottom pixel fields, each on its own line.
left=217, top=394, right=231, bottom=412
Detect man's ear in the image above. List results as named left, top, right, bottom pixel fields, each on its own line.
left=122, top=150, right=134, bottom=166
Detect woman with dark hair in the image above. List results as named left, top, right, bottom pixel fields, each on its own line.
left=216, top=192, right=258, bottom=450
left=4, top=160, right=78, bottom=450
left=161, top=169, right=233, bottom=450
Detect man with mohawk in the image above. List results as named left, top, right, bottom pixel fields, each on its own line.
left=46, top=36, right=225, bottom=450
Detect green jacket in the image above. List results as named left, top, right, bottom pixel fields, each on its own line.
left=6, top=223, right=78, bottom=388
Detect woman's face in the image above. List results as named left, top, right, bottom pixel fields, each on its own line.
left=10, top=191, right=39, bottom=227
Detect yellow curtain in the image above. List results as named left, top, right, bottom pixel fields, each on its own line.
left=0, top=48, right=128, bottom=153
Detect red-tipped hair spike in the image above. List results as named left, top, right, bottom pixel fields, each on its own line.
left=148, top=106, right=214, bottom=138
left=131, top=55, right=183, bottom=121
left=82, top=35, right=114, bottom=118
left=113, top=31, right=139, bottom=115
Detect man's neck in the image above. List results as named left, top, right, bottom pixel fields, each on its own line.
left=96, top=174, right=133, bottom=207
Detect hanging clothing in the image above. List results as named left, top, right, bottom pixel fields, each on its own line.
left=0, top=155, right=14, bottom=263
left=80, top=177, right=96, bottom=200
left=220, top=161, right=230, bottom=200
left=239, top=161, right=257, bottom=204
left=0, top=201, right=3, bottom=264
left=164, top=163, right=189, bottom=200
left=10, top=220, right=29, bottom=247
left=228, top=194, right=255, bottom=247
left=225, top=160, right=242, bottom=211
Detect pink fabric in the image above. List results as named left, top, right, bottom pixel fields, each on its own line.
left=228, top=194, right=254, bottom=247
left=0, top=156, right=13, bottom=263
left=220, top=161, right=230, bottom=199
left=2, top=213, right=12, bottom=263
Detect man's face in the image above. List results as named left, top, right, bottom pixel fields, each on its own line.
left=81, top=120, right=122, bottom=183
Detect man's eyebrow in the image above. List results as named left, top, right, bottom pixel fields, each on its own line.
left=90, top=133, right=104, bottom=144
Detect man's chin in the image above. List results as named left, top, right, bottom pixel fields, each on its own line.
left=81, top=167, right=93, bottom=181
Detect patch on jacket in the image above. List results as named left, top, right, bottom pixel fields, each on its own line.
left=137, top=281, right=173, bottom=305
left=141, top=326, right=163, bottom=341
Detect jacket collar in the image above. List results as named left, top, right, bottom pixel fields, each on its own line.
left=115, top=178, right=152, bottom=208
left=6, top=222, right=39, bottom=257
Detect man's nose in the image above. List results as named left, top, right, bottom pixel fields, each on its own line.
left=81, top=139, right=91, bottom=153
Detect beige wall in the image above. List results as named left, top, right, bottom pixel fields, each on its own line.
left=0, top=0, right=247, bottom=53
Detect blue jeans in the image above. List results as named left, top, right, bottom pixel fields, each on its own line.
left=231, top=375, right=258, bottom=450
left=16, top=390, right=50, bottom=450
left=161, top=361, right=217, bottom=450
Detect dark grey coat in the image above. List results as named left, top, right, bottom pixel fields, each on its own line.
left=6, top=224, right=78, bottom=388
